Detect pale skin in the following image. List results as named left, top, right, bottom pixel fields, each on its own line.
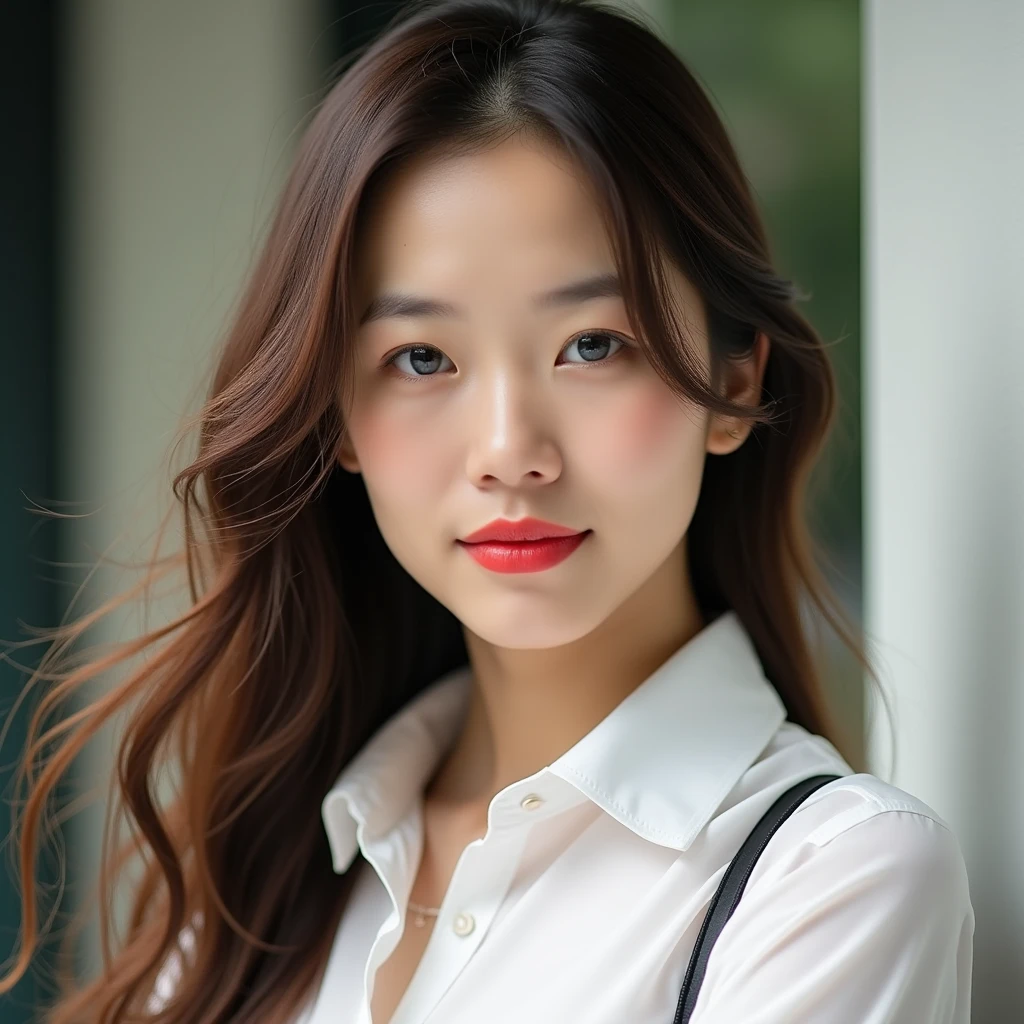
left=336, top=134, right=769, bottom=1023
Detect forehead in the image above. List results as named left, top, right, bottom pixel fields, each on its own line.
left=353, top=138, right=617, bottom=293
left=350, top=136, right=706, bottom=334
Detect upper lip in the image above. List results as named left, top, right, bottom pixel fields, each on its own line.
left=460, top=517, right=587, bottom=543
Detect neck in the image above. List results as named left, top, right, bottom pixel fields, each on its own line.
left=424, top=538, right=705, bottom=813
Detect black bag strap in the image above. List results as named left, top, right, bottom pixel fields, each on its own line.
left=673, top=773, right=843, bottom=1024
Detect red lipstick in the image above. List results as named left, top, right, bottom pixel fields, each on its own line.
left=457, top=517, right=591, bottom=574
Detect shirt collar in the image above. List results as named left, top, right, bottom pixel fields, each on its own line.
left=321, top=610, right=787, bottom=873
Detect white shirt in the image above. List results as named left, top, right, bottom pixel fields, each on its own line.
left=148, top=610, right=975, bottom=1022
left=294, top=610, right=974, bottom=1023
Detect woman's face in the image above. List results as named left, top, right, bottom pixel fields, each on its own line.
left=338, top=135, right=746, bottom=650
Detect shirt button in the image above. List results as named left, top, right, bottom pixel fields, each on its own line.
left=453, top=912, right=475, bottom=936
left=520, top=793, right=545, bottom=811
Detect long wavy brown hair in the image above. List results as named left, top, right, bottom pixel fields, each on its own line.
left=2, top=0, right=877, bottom=1019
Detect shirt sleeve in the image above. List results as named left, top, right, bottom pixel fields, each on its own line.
left=690, top=808, right=975, bottom=1023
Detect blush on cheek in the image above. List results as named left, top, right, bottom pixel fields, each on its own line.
left=356, top=407, right=442, bottom=493
left=600, top=385, right=695, bottom=475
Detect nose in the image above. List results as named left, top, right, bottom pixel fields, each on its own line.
left=464, top=370, right=562, bottom=488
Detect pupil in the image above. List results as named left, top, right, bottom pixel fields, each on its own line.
left=578, top=333, right=609, bottom=361
left=410, top=347, right=441, bottom=374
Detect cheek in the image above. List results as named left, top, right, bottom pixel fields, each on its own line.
left=348, top=401, right=446, bottom=501
left=583, top=381, right=705, bottom=493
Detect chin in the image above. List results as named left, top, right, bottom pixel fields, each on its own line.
left=458, top=601, right=605, bottom=651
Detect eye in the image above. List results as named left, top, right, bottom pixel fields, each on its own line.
left=559, top=330, right=627, bottom=366
left=381, top=330, right=629, bottom=381
left=385, top=345, right=454, bottom=379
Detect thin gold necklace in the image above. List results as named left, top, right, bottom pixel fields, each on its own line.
left=407, top=901, right=440, bottom=928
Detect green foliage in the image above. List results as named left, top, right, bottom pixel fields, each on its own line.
left=669, top=0, right=862, bottom=576
left=666, top=0, right=864, bottom=754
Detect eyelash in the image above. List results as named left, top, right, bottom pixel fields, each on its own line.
left=381, top=330, right=631, bottom=382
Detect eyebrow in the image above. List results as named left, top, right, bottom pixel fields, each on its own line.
left=357, top=271, right=622, bottom=326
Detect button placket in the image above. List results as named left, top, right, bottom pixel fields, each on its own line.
left=444, top=792, right=544, bottom=943
left=387, top=824, right=529, bottom=1024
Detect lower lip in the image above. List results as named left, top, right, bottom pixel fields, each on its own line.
left=457, top=531, right=592, bottom=574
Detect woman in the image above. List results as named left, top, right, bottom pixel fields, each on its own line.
left=3, top=0, right=973, bottom=1021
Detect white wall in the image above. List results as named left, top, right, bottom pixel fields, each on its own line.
left=864, top=2, right=1024, bottom=1020
left=61, top=0, right=320, bottom=976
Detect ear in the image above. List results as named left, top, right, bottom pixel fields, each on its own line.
left=705, top=331, right=770, bottom=456
left=336, top=430, right=361, bottom=474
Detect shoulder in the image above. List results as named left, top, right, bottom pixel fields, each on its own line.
left=775, top=771, right=969, bottom=877
left=744, top=726, right=972, bottom=912
left=693, top=731, right=975, bottom=1020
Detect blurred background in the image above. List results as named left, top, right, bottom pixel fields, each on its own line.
left=1, top=0, right=1020, bottom=1020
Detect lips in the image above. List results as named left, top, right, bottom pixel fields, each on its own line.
left=460, top=516, right=584, bottom=543
left=457, top=517, right=592, bottom=574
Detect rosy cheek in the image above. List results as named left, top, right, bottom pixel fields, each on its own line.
left=353, top=404, right=441, bottom=495
left=585, top=382, right=702, bottom=493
